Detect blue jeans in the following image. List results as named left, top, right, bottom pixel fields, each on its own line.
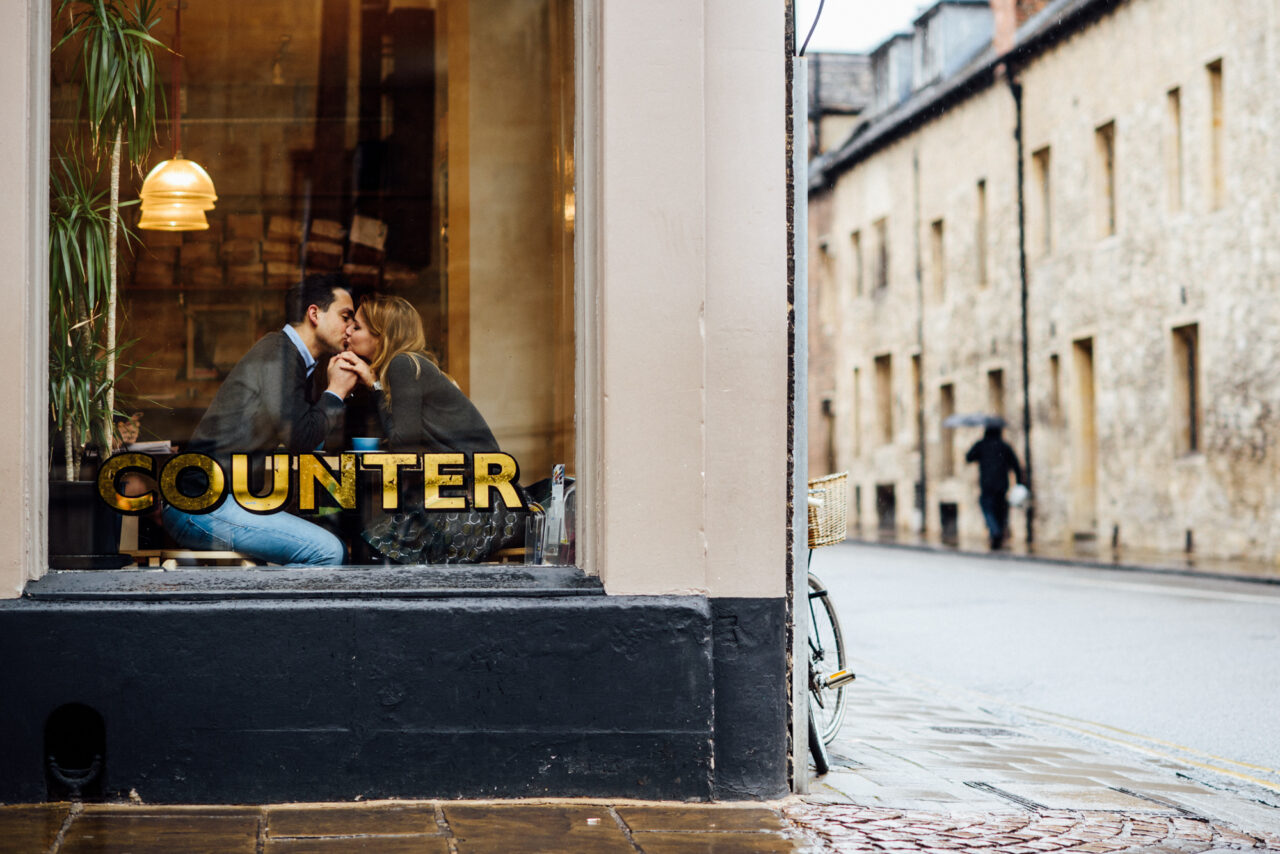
left=978, top=492, right=1009, bottom=546
left=162, top=499, right=345, bottom=567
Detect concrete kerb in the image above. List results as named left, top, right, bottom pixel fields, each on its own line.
left=841, top=537, right=1280, bottom=587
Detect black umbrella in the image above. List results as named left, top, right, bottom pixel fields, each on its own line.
left=942, top=413, right=1006, bottom=429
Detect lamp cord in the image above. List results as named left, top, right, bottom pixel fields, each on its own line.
left=171, top=0, right=182, bottom=155
left=799, top=0, right=825, bottom=57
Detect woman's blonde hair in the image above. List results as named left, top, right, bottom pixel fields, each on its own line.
left=358, top=294, right=440, bottom=409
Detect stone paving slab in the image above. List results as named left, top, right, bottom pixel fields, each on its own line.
left=795, top=671, right=1280, bottom=851
left=15, top=800, right=814, bottom=854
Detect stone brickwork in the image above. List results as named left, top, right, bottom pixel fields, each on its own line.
left=809, top=0, right=1280, bottom=563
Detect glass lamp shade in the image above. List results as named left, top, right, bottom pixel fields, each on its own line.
left=137, top=156, right=217, bottom=231
left=137, top=201, right=210, bottom=231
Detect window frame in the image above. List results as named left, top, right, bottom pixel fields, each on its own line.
left=17, top=0, right=596, bottom=591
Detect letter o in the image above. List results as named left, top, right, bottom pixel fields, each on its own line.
left=160, top=453, right=227, bottom=513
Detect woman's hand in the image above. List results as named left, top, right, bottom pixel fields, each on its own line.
left=333, top=351, right=377, bottom=389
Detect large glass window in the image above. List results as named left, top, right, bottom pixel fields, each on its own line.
left=49, top=0, right=575, bottom=569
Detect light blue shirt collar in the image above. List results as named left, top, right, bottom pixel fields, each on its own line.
left=282, top=324, right=317, bottom=377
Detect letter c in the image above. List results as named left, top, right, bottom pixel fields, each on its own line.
left=97, top=453, right=157, bottom=514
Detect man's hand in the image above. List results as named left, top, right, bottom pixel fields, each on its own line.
left=335, top=348, right=373, bottom=389
left=325, top=353, right=361, bottom=398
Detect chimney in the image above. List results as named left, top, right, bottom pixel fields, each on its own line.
left=991, top=0, right=1054, bottom=55
left=990, top=0, right=1017, bottom=55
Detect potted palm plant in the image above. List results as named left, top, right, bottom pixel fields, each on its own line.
left=49, top=0, right=165, bottom=563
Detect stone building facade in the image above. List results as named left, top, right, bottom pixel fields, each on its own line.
left=809, top=0, right=1280, bottom=565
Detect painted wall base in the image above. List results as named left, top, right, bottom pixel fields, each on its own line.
left=0, top=574, right=787, bottom=803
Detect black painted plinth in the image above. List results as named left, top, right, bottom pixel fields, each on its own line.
left=0, top=581, right=788, bottom=804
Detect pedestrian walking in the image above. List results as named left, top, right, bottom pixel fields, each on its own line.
left=965, top=424, right=1024, bottom=550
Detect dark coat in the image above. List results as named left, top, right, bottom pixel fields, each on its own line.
left=375, top=352, right=499, bottom=454
left=187, top=330, right=345, bottom=463
left=965, top=430, right=1023, bottom=496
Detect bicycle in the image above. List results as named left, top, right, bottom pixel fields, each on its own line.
left=806, top=472, right=856, bottom=776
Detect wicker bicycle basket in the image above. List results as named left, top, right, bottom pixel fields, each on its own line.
left=807, top=471, right=849, bottom=549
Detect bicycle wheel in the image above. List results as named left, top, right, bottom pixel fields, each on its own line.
left=807, top=571, right=848, bottom=744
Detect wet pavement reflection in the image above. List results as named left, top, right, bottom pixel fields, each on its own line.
left=0, top=801, right=813, bottom=853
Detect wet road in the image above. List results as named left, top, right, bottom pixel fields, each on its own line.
left=809, top=543, right=1280, bottom=780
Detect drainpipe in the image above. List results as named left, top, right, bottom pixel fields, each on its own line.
left=912, top=150, right=927, bottom=535
left=1008, top=72, right=1035, bottom=546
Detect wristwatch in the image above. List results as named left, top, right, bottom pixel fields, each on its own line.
left=372, top=380, right=383, bottom=392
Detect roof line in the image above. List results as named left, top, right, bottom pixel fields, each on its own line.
left=810, top=0, right=1124, bottom=192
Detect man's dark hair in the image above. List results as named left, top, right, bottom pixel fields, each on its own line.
left=289, top=273, right=351, bottom=323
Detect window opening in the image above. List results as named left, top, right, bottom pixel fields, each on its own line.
left=1031, top=147, right=1051, bottom=256
left=1167, top=87, right=1183, bottom=212
left=1172, top=324, right=1200, bottom=454
left=929, top=219, right=945, bottom=300
left=874, top=354, right=893, bottom=445
left=1095, top=121, right=1116, bottom=237
left=873, top=217, right=889, bottom=290
left=1207, top=60, right=1224, bottom=210
left=939, top=382, right=955, bottom=477
left=850, top=230, right=863, bottom=297
left=975, top=179, right=988, bottom=287
left=987, top=368, right=1005, bottom=420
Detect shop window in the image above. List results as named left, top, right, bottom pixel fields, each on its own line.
left=49, top=0, right=577, bottom=570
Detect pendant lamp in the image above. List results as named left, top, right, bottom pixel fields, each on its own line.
left=139, top=1, right=216, bottom=231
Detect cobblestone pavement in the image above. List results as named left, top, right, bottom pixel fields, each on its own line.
left=786, top=672, right=1280, bottom=853
left=784, top=804, right=1280, bottom=853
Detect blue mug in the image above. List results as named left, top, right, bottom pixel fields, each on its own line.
left=351, top=437, right=381, bottom=452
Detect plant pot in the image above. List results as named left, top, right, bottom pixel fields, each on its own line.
left=48, top=479, right=129, bottom=569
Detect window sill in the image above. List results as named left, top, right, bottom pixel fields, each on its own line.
left=25, top=565, right=602, bottom=602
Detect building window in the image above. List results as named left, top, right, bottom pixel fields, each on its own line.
left=975, top=179, right=988, bottom=287
left=874, top=353, right=893, bottom=445
left=49, top=0, right=578, bottom=569
left=1207, top=60, right=1224, bottom=210
left=1031, top=146, right=1051, bottom=256
left=873, top=217, right=889, bottom=290
left=1049, top=353, right=1062, bottom=426
left=911, top=353, right=922, bottom=448
left=987, top=368, right=1005, bottom=419
left=1172, top=324, right=1200, bottom=454
left=850, top=230, right=864, bottom=297
left=939, top=382, right=955, bottom=477
left=1095, top=121, right=1117, bottom=237
left=852, top=366, right=863, bottom=458
left=929, top=219, right=945, bottom=300
left=818, top=240, right=836, bottom=326
left=1166, top=87, right=1183, bottom=212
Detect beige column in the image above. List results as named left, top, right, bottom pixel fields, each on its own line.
left=594, top=0, right=786, bottom=597
left=0, top=0, right=48, bottom=598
